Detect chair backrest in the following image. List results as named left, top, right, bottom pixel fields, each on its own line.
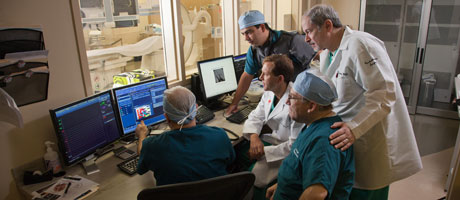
left=137, top=171, right=255, bottom=200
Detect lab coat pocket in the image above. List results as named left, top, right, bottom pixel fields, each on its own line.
left=335, top=76, right=357, bottom=103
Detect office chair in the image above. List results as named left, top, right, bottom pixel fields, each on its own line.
left=137, top=171, right=255, bottom=200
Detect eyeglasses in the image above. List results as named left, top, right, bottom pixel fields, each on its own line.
left=287, top=95, right=305, bottom=101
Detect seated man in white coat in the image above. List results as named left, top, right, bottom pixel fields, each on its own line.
left=239, top=54, right=304, bottom=192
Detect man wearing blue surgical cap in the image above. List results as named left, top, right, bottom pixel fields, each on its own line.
left=135, top=86, right=235, bottom=186
left=225, top=10, right=316, bottom=116
left=266, top=70, right=355, bottom=200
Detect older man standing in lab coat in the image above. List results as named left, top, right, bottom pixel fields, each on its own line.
left=238, top=54, right=304, bottom=197
left=301, top=5, right=422, bottom=199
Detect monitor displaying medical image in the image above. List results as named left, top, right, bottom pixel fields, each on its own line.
left=197, top=55, right=237, bottom=99
left=113, top=77, right=168, bottom=135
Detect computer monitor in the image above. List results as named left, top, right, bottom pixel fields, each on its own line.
left=113, top=77, right=168, bottom=141
left=233, top=53, right=246, bottom=83
left=49, top=90, right=121, bottom=173
left=197, top=55, right=238, bottom=109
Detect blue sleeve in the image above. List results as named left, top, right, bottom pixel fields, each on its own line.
left=137, top=139, right=149, bottom=175
left=244, top=47, right=259, bottom=75
left=218, top=127, right=236, bottom=165
left=301, top=135, right=342, bottom=196
left=137, top=137, right=159, bottom=175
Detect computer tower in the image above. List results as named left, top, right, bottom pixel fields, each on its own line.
left=191, top=73, right=204, bottom=102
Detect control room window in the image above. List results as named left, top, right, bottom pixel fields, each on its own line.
left=179, top=0, right=224, bottom=78
left=78, top=0, right=166, bottom=93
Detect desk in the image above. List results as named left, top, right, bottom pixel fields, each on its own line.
left=13, top=109, right=244, bottom=200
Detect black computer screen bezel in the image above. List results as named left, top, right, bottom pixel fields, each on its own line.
left=233, top=53, right=247, bottom=61
left=49, top=90, right=121, bottom=166
left=197, top=55, right=238, bottom=100
left=112, top=76, right=168, bottom=139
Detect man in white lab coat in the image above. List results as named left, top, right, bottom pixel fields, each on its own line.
left=301, top=5, right=423, bottom=199
left=241, top=54, right=304, bottom=190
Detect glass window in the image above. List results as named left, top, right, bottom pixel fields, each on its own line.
left=275, top=0, right=296, bottom=31
left=238, top=0, right=264, bottom=54
left=180, top=1, right=224, bottom=77
left=79, top=0, right=166, bottom=93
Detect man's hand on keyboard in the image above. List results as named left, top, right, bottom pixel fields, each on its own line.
left=249, top=134, right=265, bottom=160
left=225, top=104, right=239, bottom=117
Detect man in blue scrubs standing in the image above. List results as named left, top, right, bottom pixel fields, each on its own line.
left=135, top=86, right=235, bottom=186
left=226, top=10, right=316, bottom=115
left=266, top=71, right=354, bottom=200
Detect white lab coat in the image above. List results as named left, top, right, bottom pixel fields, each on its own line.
left=319, top=26, right=423, bottom=189
left=243, top=82, right=304, bottom=187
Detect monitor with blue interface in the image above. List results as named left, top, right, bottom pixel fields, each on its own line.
left=49, top=90, right=121, bottom=167
left=197, top=55, right=237, bottom=109
left=113, top=77, right=168, bottom=139
left=233, top=53, right=246, bottom=83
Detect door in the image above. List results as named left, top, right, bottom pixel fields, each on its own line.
left=360, top=0, right=424, bottom=114
left=361, top=0, right=460, bottom=119
left=415, top=0, right=460, bottom=119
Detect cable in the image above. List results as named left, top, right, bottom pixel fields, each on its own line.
left=221, top=127, right=239, bottom=141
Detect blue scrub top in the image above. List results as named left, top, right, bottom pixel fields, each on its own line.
left=137, top=124, right=235, bottom=186
left=274, top=116, right=355, bottom=200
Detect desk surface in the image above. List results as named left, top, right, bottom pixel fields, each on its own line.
left=15, top=109, right=244, bottom=200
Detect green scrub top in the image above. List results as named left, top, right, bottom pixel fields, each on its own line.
left=274, top=116, right=355, bottom=200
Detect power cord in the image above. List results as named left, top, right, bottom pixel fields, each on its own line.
left=221, top=127, right=239, bottom=141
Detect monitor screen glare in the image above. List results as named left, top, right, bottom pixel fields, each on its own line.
left=198, top=56, right=237, bottom=99
left=114, top=77, right=168, bottom=135
left=50, top=91, right=120, bottom=166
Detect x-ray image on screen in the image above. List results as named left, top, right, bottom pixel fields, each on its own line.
left=214, top=68, right=225, bottom=83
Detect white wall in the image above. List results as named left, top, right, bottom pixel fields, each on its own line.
left=323, top=0, right=361, bottom=30
left=0, top=0, right=86, bottom=199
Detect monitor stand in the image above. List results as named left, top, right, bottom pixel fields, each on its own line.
left=204, top=99, right=229, bottom=111
left=81, top=156, right=100, bottom=175
left=120, top=134, right=136, bottom=144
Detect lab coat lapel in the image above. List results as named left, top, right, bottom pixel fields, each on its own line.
left=267, top=83, right=290, bottom=121
left=264, top=92, right=274, bottom=120
left=320, top=26, right=352, bottom=78
left=319, top=50, right=338, bottom=78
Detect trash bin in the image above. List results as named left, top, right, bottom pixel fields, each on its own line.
left=419, top=73, right=436, bottom=107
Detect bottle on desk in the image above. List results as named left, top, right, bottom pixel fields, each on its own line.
left=44, top=141, right=62, bottom=174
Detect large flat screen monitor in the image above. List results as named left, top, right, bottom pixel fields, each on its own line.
left=113, top=77, right=168, bottom=138
left=49, top=90, right=121, bottom=167
left=197, top=55, right=237, bottom=108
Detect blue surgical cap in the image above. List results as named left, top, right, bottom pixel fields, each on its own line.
left=163, top=86, right=197, bottom=125
left=238, top=10, right=266, bottom=30
left=163, top=101, right=197, bottom=125
left=293, top=70, right=337, bottom=106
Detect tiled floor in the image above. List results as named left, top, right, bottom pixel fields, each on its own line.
left=389, top=148, right=453, bottom=200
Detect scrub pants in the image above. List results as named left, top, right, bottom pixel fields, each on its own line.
left=350, top=186, right=389, bottom=200
left=232, top=138, right=272, bottom=200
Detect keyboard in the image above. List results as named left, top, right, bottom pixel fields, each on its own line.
left=226, top=105, right=256, bottom=124
left=196, top=105, right=215, bottom=124
left=113, top=146, right=137, bottom=160
left=117, top=156, right=139, bottom=176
